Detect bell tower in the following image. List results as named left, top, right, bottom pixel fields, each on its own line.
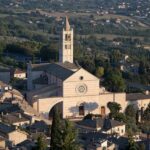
left=59, top=17, right=74, bottom=63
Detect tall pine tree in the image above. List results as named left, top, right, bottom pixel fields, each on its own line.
left=50, top=109, right=62, bottom=150
left=50, top=110, right=79, bottom=150
left=61, top=120, right=79, bottom=150
left=37, top=134, right=47, bottom=150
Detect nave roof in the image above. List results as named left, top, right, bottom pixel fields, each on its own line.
left=31, top=61, right=80, bottom=80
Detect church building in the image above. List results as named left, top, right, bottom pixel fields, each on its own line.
left=27, top=17, right=150, bottom=119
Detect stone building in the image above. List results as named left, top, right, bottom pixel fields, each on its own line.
left=13, top=69, right=26, bottom=79
left=0, top=137, right=6, bottom=149
left=26, top=17, right=150, bottom=119
left=2, top=112, right=30, bottom=127
left=0, top=122, right=28, bottom=145
left=77, top=118, right=125, bottom=136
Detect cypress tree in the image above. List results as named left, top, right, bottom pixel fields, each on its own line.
left=61, top=120, right=79, bottom=150
left=50, top=110, right=79, bottom=150
left=50, top=109, right=62, bottom=150
left=37, top=134, right=47, bottom=150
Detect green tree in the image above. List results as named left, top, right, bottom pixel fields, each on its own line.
left=50, top=109, right=62, bottom=150
left=0, top=41, right=5, bottom=59
left=128, top=137, right=138, bottom=150
left=4, top=41, right=39, bottom=56
left=138, top=61, right=146, bottom=75
left=40, top=43, right=58, bottom=62
left=114, top=112, right=126, bottom=122
left=37, top=134, right=47, bottom=150
left=107, top=102, right=122, bottom=118
left=61, top=120, right=79, bottom=150
left=125, top=116, right=139, bottom=134
left=96, top=67, right=104, bottom=78
left=110, top=50, right=122, bottom=67
left=104, top=69, right=126, bottom=92
left=143, top=103, right=150, bottom=121
left=124, top=104, right=140, bottom=133
left=50, top=110, right=79, bottom=150
left=125, top=104, right=137, bottom=118
left=127, top=131, right=139, bottom=150
left=79, top=57, right=95, bottom=73
left=138, top=143, right=145, bottom=150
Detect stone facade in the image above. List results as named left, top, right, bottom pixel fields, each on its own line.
left=26, top=17, right=150, bottom=119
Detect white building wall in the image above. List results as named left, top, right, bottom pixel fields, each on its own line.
left=63, top=95, right=100, bottom=118
left=14, top=73, right=26, bottom=79
left=63, top=80, right=99, bottom=97
left=99, top=93, right=127, bottom=114
left=111, top=125, right=126, bottom=136
left=32, top=90, right=150, bottom=119
left=33, top=97, right=63, bottom=114
left=32, top=91, right=127, bottom=119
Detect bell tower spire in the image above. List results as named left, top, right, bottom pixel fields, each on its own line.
left=59, top=16, right=74, bottom=63
left=65, top=16, right=70, bottom=31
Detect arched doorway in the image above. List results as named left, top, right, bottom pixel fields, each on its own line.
left=79, top=103, right=85, bottom=116
left=49, top=102, right=63, bottom=119
left=101, top=106, right=105, bottom=116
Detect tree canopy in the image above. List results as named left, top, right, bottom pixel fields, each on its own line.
left=125, top=104, right=137, bottom=118
left=143, top=103, right=150, bottom=121
left=95, top=66, right=104, bottom=78
left=37, top=134, right=47, bottom=150
left=104, top=69, right=126, bottom=92
left=40, top=43, right=58, bottom=62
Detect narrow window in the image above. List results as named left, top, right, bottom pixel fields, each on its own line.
left=79, top=105, right=84, bottom=116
